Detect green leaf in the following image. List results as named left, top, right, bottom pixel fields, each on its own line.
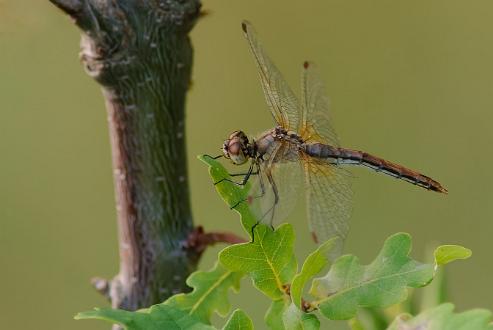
left=310, top=233, right=468, bottom=320
left=199, top=155, right=257, bottom=232
left=387, top=303, right=493, bottom=330
left=434, top=245, right=472, bottom=266
left=166, top=262, right=243, bottom=324
left=222, top=309, right=254, bottom=330
left=75, top=304, right=215, bottom=330
left=266, top=299, right=289, bottom=330
left=291, top=238, right=337, bottom=308
left=282, top=303, right=320, bottom=330
left=220, top=223, right=297, bottom=299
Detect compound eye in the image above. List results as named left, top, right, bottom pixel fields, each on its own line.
left=228, top=143, right=241, bottom=156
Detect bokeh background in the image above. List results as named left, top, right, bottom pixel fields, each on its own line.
left=1, top=1, right=492, bottom=329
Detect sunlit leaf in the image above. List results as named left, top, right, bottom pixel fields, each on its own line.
left=282, top=303, right=320, bottom=330
left=434, top=245, right=472, bottom=266
left=387, top=303, right=493, bottom=330
left=165, top=262, right=243, bottom=324
left=220, top=223, right=297, bottom=299
left=310, top=233, right=470, bottom=320
left=75, top=304, right=215, bottom=330
left=222, top=309, right=254, bottom=330
left=291, top=238, right=337, bottom=308
left=199, top=155, right=257, bottom=232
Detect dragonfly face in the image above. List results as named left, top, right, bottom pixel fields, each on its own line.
left=222, top=131, right=251, bottom=165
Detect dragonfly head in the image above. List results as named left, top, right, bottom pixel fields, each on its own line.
left=223, top=131, right=250, bottom=165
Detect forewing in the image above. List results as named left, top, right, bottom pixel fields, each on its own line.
left=300, top=61, right=340, bottom=146
left=248, top=143, right=303, bottom=227
left=242, top=21, right=300, bottom=131
left=303, top=157, right=353, bottom=257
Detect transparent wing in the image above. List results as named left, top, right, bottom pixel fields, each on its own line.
left=303, top=157, right=353, bottom=258
left=242, top=21, right=300, bottom=131
left=247, top=142, right=303, bottom=227
left=300, top=61, right=340, bottom=146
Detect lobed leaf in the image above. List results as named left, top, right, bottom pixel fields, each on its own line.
left=165, top=262, right=243, bottom=324
left=387, top=303, right=493, bottom=330
left=219, top=224, right=297, bottom=299
left=291, top=238, right=337, bottom=308
left=199, top=155, right=257, bottom=233
left=309, top=233, right=470, bottom=320
left=222, top=309, right=254, bottom=330
left=75, top=304, right=215, bottom=330
left=434, top=245, right=472, bottom=266
left=220, top=223, right=297, bottom=299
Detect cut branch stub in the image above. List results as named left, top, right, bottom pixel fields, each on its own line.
left=51, top=0, right=201, bottom=82
left=50, top=0, right=202, bottom=312
left=50, top=0, right=83, bottom=17
left=185, top=226, right=247, bottom=262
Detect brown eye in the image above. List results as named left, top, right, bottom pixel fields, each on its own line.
left=229, top=143, right=240, bottom=155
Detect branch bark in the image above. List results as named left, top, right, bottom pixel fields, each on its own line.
left=50, top=0, right=202, bottom=311
left=185, top=226, right=247, bottom=258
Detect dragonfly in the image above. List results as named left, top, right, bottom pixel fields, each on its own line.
left=211, top=21, right=447, bottom=255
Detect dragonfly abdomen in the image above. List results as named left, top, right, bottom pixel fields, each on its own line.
left=304, top=143, right=447, bottom=193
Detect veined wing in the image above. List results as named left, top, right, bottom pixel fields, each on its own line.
left=303, top=156, right=353, bottom=258
left=300, top=61, right=340, bottom=146
left=248, top=141, right=303, bottom=227
left=242, top=21, right=300, bottom=131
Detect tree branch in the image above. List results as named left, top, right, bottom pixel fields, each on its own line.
left=50, top=0, right=202, bottom=312
left=185, top=226, right=247, bottom=260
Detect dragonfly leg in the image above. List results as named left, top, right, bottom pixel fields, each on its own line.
left=234, top=162, right=266, bottom=210
left=250, top=221, right=260, bottom=243
left=229, top=170, right=259, bottom=177
left=214, top=162, right=255, bottom=186
left=204, top=154, right=223, bottom=160
left=227, top=162, right=261, bottom=210
left=218, top=170, right=260, bottom=186
left=248, top=164, right=267, bottom=243
left=258, top=171, right=279, bottom=229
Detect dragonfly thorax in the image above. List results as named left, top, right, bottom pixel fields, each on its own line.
left=222, top=130, right=255, bottom=165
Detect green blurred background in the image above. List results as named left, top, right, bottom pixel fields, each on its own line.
left=1, top=0, right=492, bottom=329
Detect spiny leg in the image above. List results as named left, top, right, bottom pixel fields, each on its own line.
left=249, top=163, right=266, bottom=242
left=230, top=162, right=265, bottom=210
left=262, top=171, right=279, bottom=230
left=214, top=162, right=256, bottom=186
left=250, top=221, right=261, bottom=243
left=204, top=154, right=223, bottom=160
left=252, top=170, right=279, bottom=243
left=229, top=171, right=259, bottom=177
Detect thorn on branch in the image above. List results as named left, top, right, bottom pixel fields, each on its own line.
left=49, top=0, right=83, bottom=17
left=91, top=276, right=111, bottom=300
left=185, top=226, right=246, bottom=256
